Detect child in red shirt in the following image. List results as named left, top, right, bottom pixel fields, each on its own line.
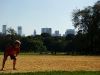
left=1, top=40, right=21, bottom=70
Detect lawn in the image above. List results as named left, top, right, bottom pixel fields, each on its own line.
left=0, top=71, right=100, bottom=75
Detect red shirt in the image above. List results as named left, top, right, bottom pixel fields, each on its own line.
left=4, top=46, right=20, bottom=56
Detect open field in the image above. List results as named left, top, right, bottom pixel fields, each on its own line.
left=0, top=55, right=100, bottom=74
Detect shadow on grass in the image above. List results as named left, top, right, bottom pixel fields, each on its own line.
left=0, top=71, right=100, bottom=75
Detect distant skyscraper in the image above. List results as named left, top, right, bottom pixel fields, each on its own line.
left=55, top=31, right=59, bottom=36
left=2, top=25, right=6, bottom=35
left=34, top=30, right=36, bottom=36
left=65, top=29, right=75, bottom=36
left=41, top=28, right=52, bottom=35
left=52, top=30, right=61, bottom=36
left=18, top=26, right=22, bottom=36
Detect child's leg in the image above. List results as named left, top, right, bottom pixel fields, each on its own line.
left=10, top=56, right=17, bottom=70
left=13, top=58, right=17, bottom=70
left=1, top=54, right=8, bottom=70
left=10, top=55, right=17, bottom=70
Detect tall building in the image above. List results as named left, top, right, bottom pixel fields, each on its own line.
left=2, top=25, right=7, bottom=35
left=34, top=30, right=36, bottom=36
left=41, top=28, right=52, bottom=35
left=18, top=26, right=22, bottom=36
left=52, top=30, right=61, bottom=36
left=65, top=29, right=75, bottom=36
left=55, top=31, right=59, bottom=36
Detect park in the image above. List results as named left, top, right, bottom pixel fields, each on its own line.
left=0, top=0, right=100, bottom=75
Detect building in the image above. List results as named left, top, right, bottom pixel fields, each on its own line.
left=55, top=31, right=59, bottom=36
left=2, top=25, right=7, bottom=35
left=65, top=29, right=75, bottom=36
left=34, top=30, right=36, bottom=36
left=63, top=34, right=65, bottom=36
left=53, top=30, right=61, bottom=36
left=41, top=28, right=52, bottom=35
left=18, top=26, right=22, bottom=36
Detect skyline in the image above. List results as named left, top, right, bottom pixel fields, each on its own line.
left=1, top=25, right=75, bottom=36
left=0, top=0, right=97, bottom=36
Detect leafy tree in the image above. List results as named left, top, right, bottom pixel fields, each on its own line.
left=41, top=33, right=51, bottom=38
left=6, top=27, right=17, bottom=35
left=64, top=35, right=75, bottom=54
left=6, top=27, right=21, bottom=46
left=53, top=36, right=66, bottom=54
left=65, top=34, right=75, bottom=40
left=72, top=1, right=100, bottom=54
left=0, top=28, right=21, bottom=51
left=40, top=46, right=47, bottom=53
left=20, top=37, right=29, bottom=52
left=34, top=35, right=43, bottom=41
left=43, top=37, right=54, bottom=51
left=26, top=38, right=47, bottom=52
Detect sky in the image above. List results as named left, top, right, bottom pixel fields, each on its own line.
left=0, top=0, right=97, bottom=36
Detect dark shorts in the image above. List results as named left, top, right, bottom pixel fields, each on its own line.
left=10, top=55, right=16, bottom=60
left=4, top=54, right=16, bottom=60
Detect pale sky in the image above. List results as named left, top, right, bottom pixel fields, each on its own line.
left=0, top=0, right=97, bottom=36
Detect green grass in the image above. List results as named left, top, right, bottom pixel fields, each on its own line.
left=19, top=52, right=65, bottom=56
left=0, top=71, right=100, bottom=75
left=0, top=52, right=46, bottom=55
left=0, top=52, right=99, bottom=56
left=0, top=52, right=66, bottom=56
left=19, top=52, right=40, bottom=55
left=0, top=52, right=4, bottom=55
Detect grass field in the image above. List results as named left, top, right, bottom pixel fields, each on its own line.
left=0, top=53, right=100, bottom=74
left=0, top=52, right=68, bottom=56
left=0, top=71, right=100, bottom=75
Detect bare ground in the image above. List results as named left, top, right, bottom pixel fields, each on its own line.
left=0, top=55, right=100, bottom=73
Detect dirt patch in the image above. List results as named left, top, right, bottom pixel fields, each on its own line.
left=0, top=55, right=100, bottom=73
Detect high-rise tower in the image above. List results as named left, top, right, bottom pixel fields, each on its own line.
left=2, top=25, right=7, bottom=35
left=18, top=26, right=22, bottom=36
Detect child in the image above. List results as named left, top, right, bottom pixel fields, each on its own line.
left=1, top=40, right=21, bottom=70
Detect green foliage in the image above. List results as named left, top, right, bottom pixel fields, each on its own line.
left=0, top=27, right=21, bottom=51
left=34, top=35, right=43, bottom=41
left=72, top=1, right=100, bottom=55
left=6, top=27, right=17, bottom=35
left=41, top=33, right=51, bottom=38
left=65, top=34, right=75, bottom=40
left=0, top=71, right=100, bottom=75
left=43, top=37, right=54, bottom=51
left=21, top=37, right=47, bottom=52
left=1, top=0, right=100, bottom=55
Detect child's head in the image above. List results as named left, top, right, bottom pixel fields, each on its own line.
left=14, top=40, right=21, bottom=48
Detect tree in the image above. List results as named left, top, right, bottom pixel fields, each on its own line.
left=72, top=1, right=100, bottom=54
left=65, top=34, right=75, bottom=40
left=6, top=27, right=21, bottom=46
left=6, top=27, right=17, bottom=35
left=43, top=37, right=54, bottom=51
left=53, top=36, right=66, bottom=54
left=34, top=35, right=43, bottom=41
left=64, top=34, right=75, bottom=54
left=40, top=46, right=47, bottom=53
left=41, top=33, right=51, bottom=38
left=0, top=28, right=21, bottom=51
left=26, top=38, right=47, bottom=52
left=20, top=37, right=29, bottom=52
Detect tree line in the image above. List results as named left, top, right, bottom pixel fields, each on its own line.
left=0, top=1, right=100, bottom=55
